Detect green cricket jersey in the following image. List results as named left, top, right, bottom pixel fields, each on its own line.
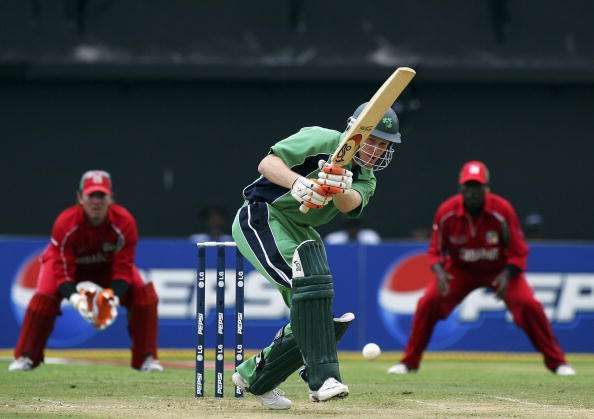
left=242, top=126, right=376, bottom=226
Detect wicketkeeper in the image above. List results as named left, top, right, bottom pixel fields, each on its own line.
left=231, top=103, right=403, bottom=409
left=388, top=161, right=575, bottom=376
left=9, top=170, right=162, bottom=372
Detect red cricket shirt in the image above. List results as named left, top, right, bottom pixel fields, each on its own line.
left=427, top=192, right=528, bottom=274
left=42, top=204, right=138, bottom=286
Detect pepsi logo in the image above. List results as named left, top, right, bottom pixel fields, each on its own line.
left=377, top=252, right=471, bottom=349
left=379, top=253, right=433, bottom=314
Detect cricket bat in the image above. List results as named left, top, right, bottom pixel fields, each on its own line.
left=299, top=66, right=416, bottom=213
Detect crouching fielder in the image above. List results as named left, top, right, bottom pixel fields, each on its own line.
left=231, top=103, right=403, bottom=409
left=9, top=170, right=162, bottom=373
left=387, top=161, right=574, bottom=376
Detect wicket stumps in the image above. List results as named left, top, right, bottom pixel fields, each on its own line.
left=195, top=241, right=245, bottom=399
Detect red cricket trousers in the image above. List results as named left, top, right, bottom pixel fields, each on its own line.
left=401, top=266, right=567, bottom=371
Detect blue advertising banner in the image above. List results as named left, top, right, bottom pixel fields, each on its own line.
left=1, top=238, right=593, bottom=352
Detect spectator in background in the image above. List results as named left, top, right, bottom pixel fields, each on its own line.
left=189, top=205, right=232, bottom=243
left=9, top=170, right=162, bottom=372
left=387, top=161, right=574, bottom=376
left=409, top=226, right=431, bottom=241
left=523, top=212, right=545, bottom=239
left=324, top=218, right=381, bottom=244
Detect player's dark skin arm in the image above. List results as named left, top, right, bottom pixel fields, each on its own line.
left=492, top=265, right=521, bottom=299
left=431, top=263, right=453, bottom=296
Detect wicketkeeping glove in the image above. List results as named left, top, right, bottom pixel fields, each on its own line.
left=291, top=176, right=332, bottom=210
left=69, top=290, right=95, bottom=324
left=316, top=160, right=353, bottom=195
left=93, top=288, right=119, bottom=330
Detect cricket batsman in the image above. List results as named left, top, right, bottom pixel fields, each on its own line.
left=388, top=161, right=575, bottom=376
left=230, top=103, right=402, bottom=409
left=8, top=170, right=162, bottom=372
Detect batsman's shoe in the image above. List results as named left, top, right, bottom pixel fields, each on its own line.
left=8, top=356, right=34, bottom=372
left=232, top=372, right=292, bottom=410
left=140, top=356, right=164, bottom=372
left=387, top=363, right=415, bottom=374
left=555, top=364, right=576, bottom=376
left=309, top=377, right=349, bottom=402
left=298, top=365, right=308, bottom=383
left=298, top=312, right=356, bottom=385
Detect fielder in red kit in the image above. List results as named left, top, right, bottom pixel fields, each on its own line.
left=9, top=170, right=163, bottom=372
left=388, top=161, right=575, bottom=376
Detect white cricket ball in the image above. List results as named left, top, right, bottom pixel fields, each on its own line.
left=362, top=343, right=381, bottom=360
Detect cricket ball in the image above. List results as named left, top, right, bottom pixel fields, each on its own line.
left=362, top=342, right=381, bottom=360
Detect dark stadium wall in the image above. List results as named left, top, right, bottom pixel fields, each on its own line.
left=2, top=80, right=593, bottom=239
left=2, top=0, right=593, bottom=80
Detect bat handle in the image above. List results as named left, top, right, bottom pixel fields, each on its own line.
left=299, top=203, right=310, bottom=214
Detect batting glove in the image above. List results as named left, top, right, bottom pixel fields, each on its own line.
left=93, top=289, right=120, bottom=330
left=291, top=176, right=332, bottom=209
left=316, top=159, right=353, bottom=195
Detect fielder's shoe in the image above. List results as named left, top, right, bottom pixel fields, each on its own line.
left=232, top=372, right=292, bottom=410
left=140, top=356, right=164, bottom=372
left=8, top=356, right=34, bottom=372
left=555, top=364, right=576, bottom=376
left=309, top=377, right=349, bottom=402
left=387, top=363, right=415, bottom=374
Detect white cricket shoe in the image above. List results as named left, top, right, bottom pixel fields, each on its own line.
left=309, top=377, right=349, bottom=402
left=232, top=372, right=292, bottom=410
left=8, top=356, right=34, bottom=372
left=335, top=312, right=355, bottom=323
left=298, top=313, right=357, bottom=385
left=140, top=356, right=164, bottom=372
left=387, top=363, right=411, bottom=374
left=555, top=364, right=576, bottom=376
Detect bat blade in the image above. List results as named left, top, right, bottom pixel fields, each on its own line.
left=330, top=67, right=416, bottom=167
left=299, top=66, right=416, bottom=214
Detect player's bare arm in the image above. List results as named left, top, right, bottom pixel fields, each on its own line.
left=258, top=154, right=299, bottom=189
left=332, top=189, right=362, bottom=213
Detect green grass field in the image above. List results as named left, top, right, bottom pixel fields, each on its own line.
left=1, top=350, right=594, bottom=418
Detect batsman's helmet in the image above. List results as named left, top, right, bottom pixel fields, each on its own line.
left=347, top=102, right=402, bottom=144
left=348, top=102, right=402, bottom=171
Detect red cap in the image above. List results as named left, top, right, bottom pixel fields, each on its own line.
left=458, top=161, right=489, bottom=185
left=79, top=170, right=113, bottom=196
